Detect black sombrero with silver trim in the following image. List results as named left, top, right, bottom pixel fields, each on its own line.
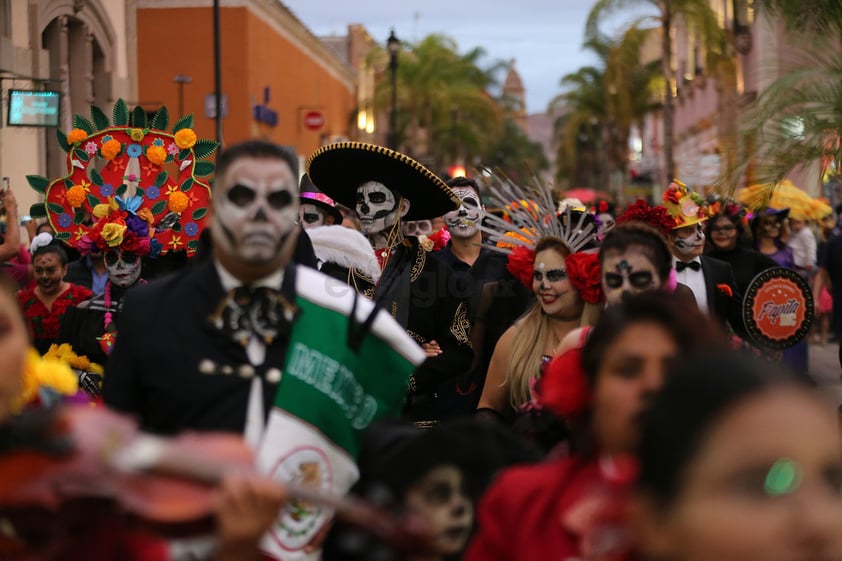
left=305, top=142, right=459, bottom=221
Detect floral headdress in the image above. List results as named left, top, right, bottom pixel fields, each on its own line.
left=660, top=179, right=710, bottom=229
left=27, top=99, right=218, bottom=257
left=615, top=199, right=678, bottom=237
left=478, top=173, right=605, bottom=304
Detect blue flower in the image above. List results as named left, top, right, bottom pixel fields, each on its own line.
left=149, top=238, right=162, bottom=258
left=100, top=183, right=115, bottom=197
left=152, top=138, right=164, bottom=147
left=127, top=144, right=143, bottom=158
left=116, top=195, right=143, bottom=214
left=58, top=213, right=72, bottom=228
left=145, top=186, right=160, bottom=200
left=183, top=222, right=199, bottom=237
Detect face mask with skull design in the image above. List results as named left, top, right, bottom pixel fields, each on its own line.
left=211, top=159, right=298, bottom=266
left=672, top=223, right=705, bottom=258
left=355, top=181, right=401, bottom=236
left=443, top=186, right=483, bottom=239
left=105, top=249, right=142, bottom=287
left=298, top=203, right=327, bottom=230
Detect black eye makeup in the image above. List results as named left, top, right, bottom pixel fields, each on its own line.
left=228, top=184, right=256, bottom=207
left=301, top=213, right=321, bottom=224
left=267, top=190, right=292, bottom=209
left=629, top=271, right=654, bottom=288
left=533, top=269, right=567, bottom=283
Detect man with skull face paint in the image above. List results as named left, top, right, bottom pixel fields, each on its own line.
left=105, top=140, right=305, bottom=438
left=660, top=181, right=743, bottom=333
left=307, top=142, right=474, bottom=423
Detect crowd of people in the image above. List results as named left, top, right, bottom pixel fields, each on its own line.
left=0, top=114, right=841, bottom=561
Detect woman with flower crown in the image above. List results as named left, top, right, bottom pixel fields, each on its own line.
left=474, top=179, right=604, bottom=422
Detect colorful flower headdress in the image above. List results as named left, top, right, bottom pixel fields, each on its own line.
left=478, top=173, right=605, bottom=304
left=660, top=179, right=709, bottom=229
left=615, top=199, right=678, bottom=237
left=27, top=99, right=219, bottom=257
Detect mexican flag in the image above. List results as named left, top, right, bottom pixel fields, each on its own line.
left=256, top=266, right=426, bottom=561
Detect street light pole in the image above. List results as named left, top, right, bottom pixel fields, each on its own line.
left=213, top=0, right=223, bottom=145
left=387, top=29, right=400, bottom=150
left=173, top=74, right=192, bottom=117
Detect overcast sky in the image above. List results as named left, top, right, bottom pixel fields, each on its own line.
left=283, top=0, right=610, bottom=114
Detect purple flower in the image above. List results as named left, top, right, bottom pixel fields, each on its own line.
left=58, top=213, right=72, bottom=228
left=145, top=186, right=160, bottom=200
left=124, top=173, right=138, bottom=183
left=183, top=222, right=199, bottom=237
left=127, top=144, right=143, bottom=158
left=100, top=183, right=115, bottom=197
left=125, top=214, right=150, bottom=238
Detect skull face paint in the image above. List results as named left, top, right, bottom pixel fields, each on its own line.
left=104, top=249, right=142, bottom=287
left=404, top=465, right=473, bottom=556
left=355, top=181, right=400, bottom=236
left=298, top=203, right=327, bottom=230
left=443, top=186, right=483, bottom=239
left=671, top=223, right=706, bottom=259
left=601, top=248, right=661, bottom=304
left=211, top=156, right=298, bottom=266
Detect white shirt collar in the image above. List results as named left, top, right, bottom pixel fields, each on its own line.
left=214, top=259, right=285, bottom=292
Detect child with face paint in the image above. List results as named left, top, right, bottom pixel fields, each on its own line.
left=632, top=352, right=842, bottom=561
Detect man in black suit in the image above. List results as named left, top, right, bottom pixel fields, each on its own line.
left=661, top=181, right=743, bottom=334
left=104, top=140, right=303, bottom=443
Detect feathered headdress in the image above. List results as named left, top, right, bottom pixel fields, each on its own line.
left=478, top=173, right=607, bottom=304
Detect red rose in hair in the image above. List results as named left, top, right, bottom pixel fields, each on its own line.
left=537, top=346, right=591, bottom=420
left=565, top=251, right=603, bottom=304
left=506, top=245, right=536, bottom=289
left=616, top=199, right=677, bottom=237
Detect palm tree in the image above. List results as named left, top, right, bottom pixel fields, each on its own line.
left=368, top=34, right=504, bottom=172
left=586, top=0, right=726, bottom=181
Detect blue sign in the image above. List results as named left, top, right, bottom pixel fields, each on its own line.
left=253, top=104, right=278, bottom=127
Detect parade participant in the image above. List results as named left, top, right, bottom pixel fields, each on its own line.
left=474, top=178, right=604, bottom=420
left=297, top=175, right=342, bottom=230
left=26, top=100, right=217, bottom=382
left=306, top=142, right=472, bottom=423
left=704, top=201, right=778, bottom=295
left=103, top=139, right=300, bottom=437
left=632, top=353, right=842, bottom=561
left=464, top=294, right=725, bottom=561
left=0, top=272, right=289, bottom=561
left=64, top=247, right=108, bottom=296
left=17, top=234, right=92, bottom=354
left=659, top=181, right=742, bottom=330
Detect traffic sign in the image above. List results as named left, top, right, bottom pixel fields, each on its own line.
left=303, top=110, right=325, bottom=131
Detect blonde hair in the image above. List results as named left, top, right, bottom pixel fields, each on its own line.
left=505, top=239, right=602, bottom=409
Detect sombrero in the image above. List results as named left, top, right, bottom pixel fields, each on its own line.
left=298, top=174, right=342, bottom=224
left=305, top=142, right=459, bottom=221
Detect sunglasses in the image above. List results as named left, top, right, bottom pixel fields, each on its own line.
left=533, top=269, right=567, bottom=283
left=105, top=250, right=139, bottom=266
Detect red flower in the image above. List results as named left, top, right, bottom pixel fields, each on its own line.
left=716, top=283, right=734, bottom=298
left=536, top=346, right=591, bottom=420
left=616, top=199, right=677, bottom=236
left=565, top=251, right=603, bottom=304
left=598, top=200, right=609, bottom=213
left=427, top=227, right=451, bottom=252
left=664, top=187, right=682, bottom=205
left=506, top=246, right=536, bottom=289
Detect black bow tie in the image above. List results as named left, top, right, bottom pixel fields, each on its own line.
left=209, top=285, right=297, bottom=347
left=675, top=260, right=702, bottom=272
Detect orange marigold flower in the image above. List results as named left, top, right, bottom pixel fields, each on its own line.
left=101, top=139, right=122, bottom=161
left=168, top=191, right=189, bottom=214
left=67, top=129, right=88, bottom=144
left=174, top=128, right=198, bottom=149
left=146, top=145, right=167, bottom=166
left=66, top=185, right=87, bottom=208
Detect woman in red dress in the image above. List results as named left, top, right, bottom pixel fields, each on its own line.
left=16, top=235, right=91, bottom=354
left=464, top=293, right=725, bottom=561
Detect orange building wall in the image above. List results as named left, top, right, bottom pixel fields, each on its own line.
left=136, top=7, right=354, bottom=158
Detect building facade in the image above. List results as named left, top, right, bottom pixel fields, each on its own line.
left=135, top=0, right=357, bottom=165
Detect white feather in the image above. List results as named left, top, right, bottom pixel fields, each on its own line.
left=305, top=225, right=381, bottom=282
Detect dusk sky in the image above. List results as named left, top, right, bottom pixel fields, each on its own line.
left=283, top=0, right=631, bottom=114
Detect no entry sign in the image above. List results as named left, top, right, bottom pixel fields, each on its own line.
left=303, top=110, right=325, bottom=131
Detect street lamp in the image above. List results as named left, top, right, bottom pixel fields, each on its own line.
left=387, top=29, right=400, bottom=150
left=173, top=74, right=192, bottom=116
